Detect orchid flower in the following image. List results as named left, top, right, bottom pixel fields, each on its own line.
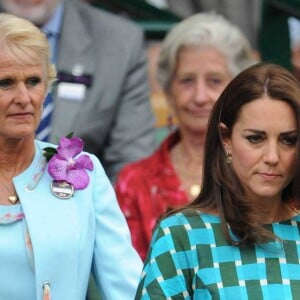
left=47, top=137, right=94, bottom=190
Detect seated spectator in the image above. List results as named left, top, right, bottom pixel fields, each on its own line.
left=115, top=12, right=257, bottom=260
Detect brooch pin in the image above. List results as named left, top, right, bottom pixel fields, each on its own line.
left=51, top=181, right=74, bottom=199
left=44, top=134, right=94, bottom=199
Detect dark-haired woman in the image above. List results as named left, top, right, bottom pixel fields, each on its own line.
left=135, top=63, right=300, bottom=299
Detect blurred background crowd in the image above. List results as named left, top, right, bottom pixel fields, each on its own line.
left=85, top=0, right=300, bottom=142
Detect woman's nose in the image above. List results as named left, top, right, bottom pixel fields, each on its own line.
left=263, top=143, right=279, bottom=165
left=194, top=80, right=210, bottom=104
left=14, top=83, right=31, bottom=104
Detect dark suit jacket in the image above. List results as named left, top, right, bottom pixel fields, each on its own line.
left=51, top=0, right=155, bottom=181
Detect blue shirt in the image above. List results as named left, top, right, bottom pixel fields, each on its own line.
left=42, top=3, right=64, bottom=63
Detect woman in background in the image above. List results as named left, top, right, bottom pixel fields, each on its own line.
left=115, top=12, right=257, bottom=260
left=135, top=62, right=300, bottom=299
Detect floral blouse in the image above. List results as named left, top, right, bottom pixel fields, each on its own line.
left=115, top=131, right=189, bottom=260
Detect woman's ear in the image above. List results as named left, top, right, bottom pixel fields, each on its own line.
left=218, top=122, right=231, bottom=151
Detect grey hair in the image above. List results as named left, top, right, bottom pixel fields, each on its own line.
left=157, top=12, right=257, bottom=91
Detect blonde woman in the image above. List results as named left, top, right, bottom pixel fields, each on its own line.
left=0, top=13, right=141, bottom=300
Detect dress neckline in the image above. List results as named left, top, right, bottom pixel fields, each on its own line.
left=0, top=204, right=24, bottom=224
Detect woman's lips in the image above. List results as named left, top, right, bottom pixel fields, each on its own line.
left=189, top=108, right=211, bottom=117
left=8, top=112, right=33, bottom=119
left=258, top=173, right=281, bottom=180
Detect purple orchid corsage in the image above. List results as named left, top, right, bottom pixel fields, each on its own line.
left=44, top=136, right=94, bottom=191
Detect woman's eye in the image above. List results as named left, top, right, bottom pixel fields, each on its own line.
left=27, top=77, right=42, bottom=87
left=281, top=135, right=298, bottom=145
left=246, top=135, right=263, bottom=143
left=179, top=77, right=193, bottom=85
left=208, top=78, right=222, bottom=86
left=0, top=78, right=13, bottom=89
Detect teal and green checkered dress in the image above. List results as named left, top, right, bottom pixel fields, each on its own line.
left=135, top=212, right=300, bottom=299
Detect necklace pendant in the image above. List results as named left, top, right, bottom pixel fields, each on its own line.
left=8, top=195, right=18, bottom=204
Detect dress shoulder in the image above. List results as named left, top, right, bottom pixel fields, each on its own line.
left=158, top=210, right=220, bottom=229
left=151, top=210, right=221, bottom=249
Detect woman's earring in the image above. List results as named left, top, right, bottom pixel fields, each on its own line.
left=226, top=151, right=232, bottom=164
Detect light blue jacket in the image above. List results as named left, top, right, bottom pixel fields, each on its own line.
left=13, top=140, right=142, bottom=299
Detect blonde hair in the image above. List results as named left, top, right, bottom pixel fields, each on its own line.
left=158, top=12, right=257, bottom=91
left=0, top=13, right=56, bottom=88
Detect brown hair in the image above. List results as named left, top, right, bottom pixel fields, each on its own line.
left=180, top=63, right=300, bottom=247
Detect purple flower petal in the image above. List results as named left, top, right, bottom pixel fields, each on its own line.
left=57, top=137, right=83, bottom=159
left=65, top=168, right=90, bottom=190
left=74, top=155, right=94, bottom=171
left=48, top=156, right=69, bottom=180
left=46, top=136, right=93, bottom=191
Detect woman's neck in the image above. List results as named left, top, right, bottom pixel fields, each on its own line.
left=0, top=137, right=35, bottom=205
left=170, top=133, right=205, bottom=201
left=0, top=137, right=35, bottom=177
left=254, top=197, right=298, bottom=223
left=177, top=129, right=206, bottom=160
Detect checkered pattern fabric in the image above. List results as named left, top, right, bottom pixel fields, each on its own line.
left=135, top=212, right=300, bottom=299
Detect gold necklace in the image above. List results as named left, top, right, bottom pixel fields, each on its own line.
left=0, top=178, right=19, bottom=204
left=172, top=144, right=202, bottom=200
